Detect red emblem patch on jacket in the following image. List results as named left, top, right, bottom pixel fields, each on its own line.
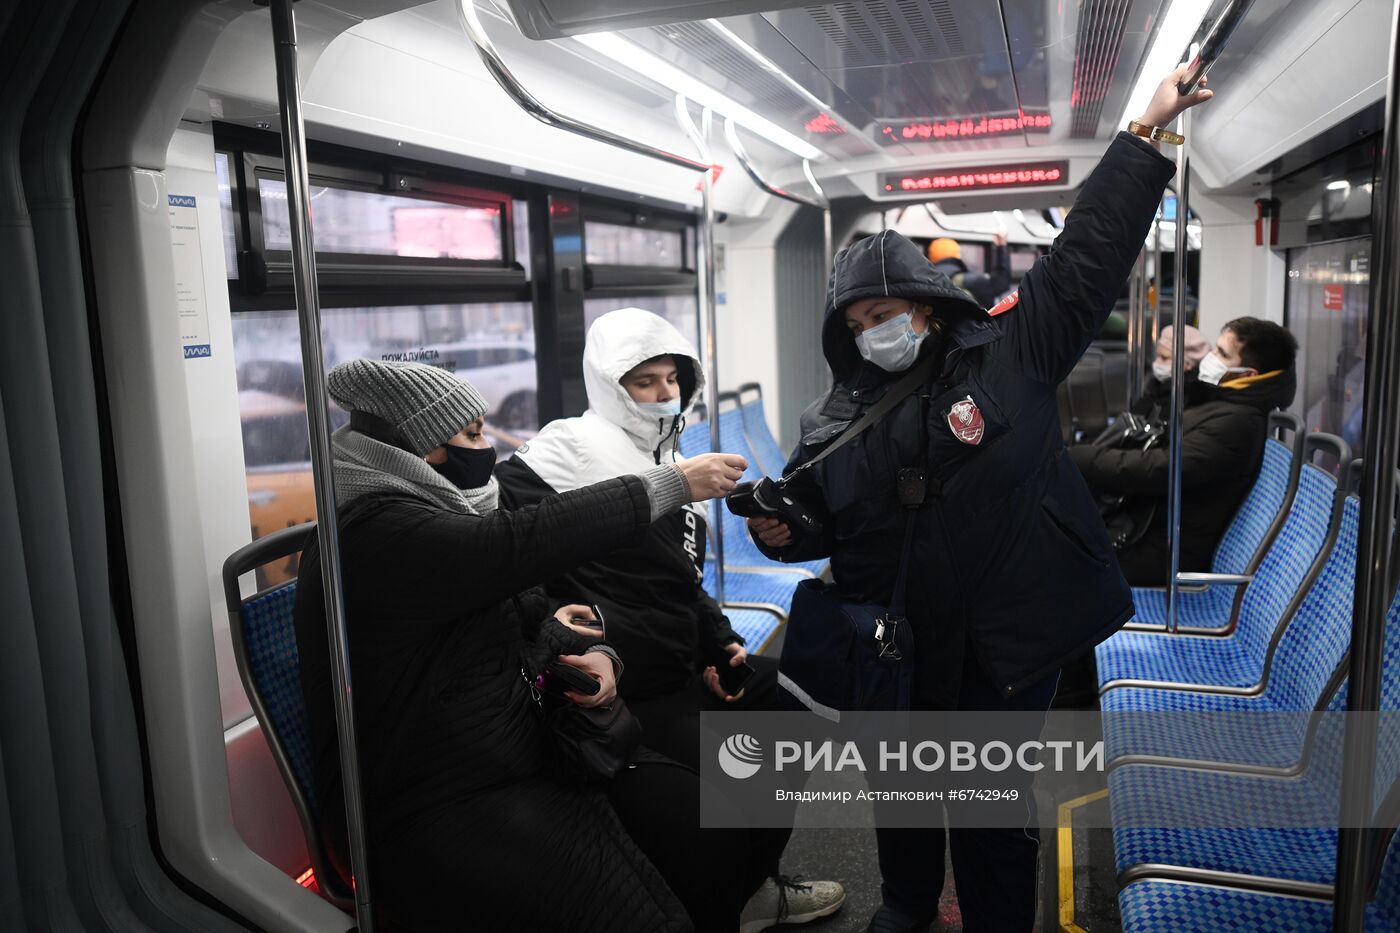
left=989, top=291, right=1020, bottom=317
left=947, top=397, right=985, bottom=445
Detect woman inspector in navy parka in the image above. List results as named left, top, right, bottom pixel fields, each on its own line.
left=748, top=68, right=1214, bottom=933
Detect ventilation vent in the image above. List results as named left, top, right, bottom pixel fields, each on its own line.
left=1069, top=0, right=1132, bottom=137
left=803, top=1, right=964, bottom=64
left=649, top=21, right=823, bottom=123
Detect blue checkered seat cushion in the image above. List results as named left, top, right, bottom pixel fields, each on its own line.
left=678, top=416, right=712, bottom=459
left=1100, top=497, right=1360, bottom=766
left=1128, top=438, right=1294, bottom=629
left=722, top=607, right=783, bottom=653
left=704, top=564, right=799, bottom=615
left=241, top=583, right=317, bottom=809
left=1119, top=822, right=1400, bottom=933
left=1096, top=464, right=1337, bottom=689
left=1119, top=880, right=1340, bottom=931
left=1108, top=585, right=1400, bottom=883
left=740, top=398, right=790, bottom=478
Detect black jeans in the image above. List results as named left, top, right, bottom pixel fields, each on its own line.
left=626, top=655, right=793, bottom=884
left=874, top=655, right=1060, bottom=932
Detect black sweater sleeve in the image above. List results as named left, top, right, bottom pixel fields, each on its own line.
left=344, top=479, right=652, bottom=621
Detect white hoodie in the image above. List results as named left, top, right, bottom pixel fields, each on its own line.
left=515, top=307, right=706, bottom=493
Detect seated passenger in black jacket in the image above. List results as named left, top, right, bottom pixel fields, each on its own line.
left=1070, top=317, right=1298, bottom=585
left=496, top=307, right=846, bottom=931
left=293, top=358, right=763, bottom=933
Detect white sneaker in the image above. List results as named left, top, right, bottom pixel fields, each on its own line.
left=739, top=875, right=846, bottom=933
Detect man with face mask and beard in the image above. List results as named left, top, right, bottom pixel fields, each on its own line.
left=747, top=68, right=1215, bottom=932
left=1071, top=316, right=1297, bottom=585
left=496, top=308, right=847, bottom=933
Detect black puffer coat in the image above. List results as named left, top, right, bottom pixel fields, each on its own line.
left=293, top=478, right=692, bottom=933
left=758, top=132, right=1176, bottom=706
left=1070, top=371, right=1296, bottom=584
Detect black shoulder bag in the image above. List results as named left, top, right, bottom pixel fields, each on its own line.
left=773, top=356, right=938, bottom=719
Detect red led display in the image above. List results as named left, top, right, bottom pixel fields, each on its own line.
left=805, top=112, right=846, bottom=135
left=880, top=160, right=1069, bottom=195
left=878, top=109, right=1053, bottom=144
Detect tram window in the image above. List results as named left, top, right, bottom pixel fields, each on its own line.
left=584, top=221, right=685, bottom=268
left=258, top=178, right=505, bottom=261
left=1010, top=246, right=1041, bottom=276
left=959, top=244, right=986, bottom=276
left=231, top=301, right=537, bottom=581
left=585, top=295, right=699, bottom=347
left=215, top=151, right=238, bottom=280
left=1285, top=238, right=1370, bottom=453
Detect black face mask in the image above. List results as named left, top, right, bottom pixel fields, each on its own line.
left=431, top=444, right=496, bottom=489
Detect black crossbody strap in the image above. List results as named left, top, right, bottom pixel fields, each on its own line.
left=888, top=512, right=918, bottom=618
left=789, top=353, right=939, bottom=476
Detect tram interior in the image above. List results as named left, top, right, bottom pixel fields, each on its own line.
left=2, top=0, right=1399, bottom=930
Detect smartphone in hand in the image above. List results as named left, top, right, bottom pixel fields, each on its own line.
left=571, top=604, right=605, bottom=639
left=719, top=661, right=754, bottom=696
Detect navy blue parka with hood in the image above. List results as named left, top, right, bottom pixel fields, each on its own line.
left=757, top=132, right=1176, bottom=705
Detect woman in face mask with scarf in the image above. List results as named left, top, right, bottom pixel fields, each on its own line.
left=293, top=359, right=748, bottom=932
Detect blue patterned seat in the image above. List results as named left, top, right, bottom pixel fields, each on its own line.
left=1100, top=497, right=1360, bottom=767
left=222, top=522, right=352, bottom=907
left=1118, top=820, right=1400, bottom=931
left=739, top=394, right=790, bottom=478
left=1107, top=584, right=1400, bottom=885
left=723, top=607, right=784, bottom=654
left=703, top=563, right=799, bottom=616
left=1129, top=436, right=1295, bottom=629
left=1096, top=462, right=1338, bottom=690
left=240, top=583, right=317, bottom=805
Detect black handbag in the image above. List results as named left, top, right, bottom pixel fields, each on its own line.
left=779, top=515, right=918, bottom=717
left=1090, top=412, right=1165, bottom=551
left=776, top=357, right=937, bottom=718
left=522, top=666, right=643, bottom=782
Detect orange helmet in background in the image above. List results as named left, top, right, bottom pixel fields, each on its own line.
left=927, top=237, right=961, bottom=264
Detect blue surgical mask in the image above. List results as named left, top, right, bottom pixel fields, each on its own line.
left=855, top=311, right=927, bottom=372
left=637, top=399, right=682, bottom=420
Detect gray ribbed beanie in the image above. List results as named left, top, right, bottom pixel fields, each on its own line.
left=327, top=359, right=488, bottom=457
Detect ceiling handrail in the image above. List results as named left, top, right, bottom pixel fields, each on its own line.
left=457, top=0, right=710, bottom=173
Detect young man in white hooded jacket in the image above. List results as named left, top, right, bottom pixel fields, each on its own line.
left=496, top=307, right=845, bottom=933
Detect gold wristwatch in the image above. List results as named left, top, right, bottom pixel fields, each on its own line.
left=1127, top=120, right=1184, bottom=145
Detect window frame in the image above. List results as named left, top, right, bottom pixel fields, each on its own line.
left=217, top=126, right=531, bottom=312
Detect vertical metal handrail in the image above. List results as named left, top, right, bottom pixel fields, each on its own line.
left=1127, top=250, right=1147, bottom=405
left=1165, top=109, right=1192, bottom=634
left=677, top=98, right=726, bottom=602
left=1334, top=1, right=1400, bottom=926
left=267, top=0, right=374, bottom=928
left=803, top=160, right=834, bottom=311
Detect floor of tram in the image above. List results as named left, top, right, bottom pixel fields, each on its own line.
left=777, top=809, right=1122, bottom=932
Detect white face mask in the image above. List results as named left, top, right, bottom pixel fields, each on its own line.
left=1197, top=351, right=1251, bottom=386
left=1151, top=359, right=1173, bottom=382
left=854, top=311, right=927, bottom=373
left=636, top=398, right=682, bottom=421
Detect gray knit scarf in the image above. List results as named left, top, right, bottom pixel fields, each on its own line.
left=331, top=426, right=500, bottom=514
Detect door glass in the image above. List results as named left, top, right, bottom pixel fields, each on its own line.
left=1286, top=238, right=1369, bottom=452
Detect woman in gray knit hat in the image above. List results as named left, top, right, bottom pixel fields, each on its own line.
left=293, top=358, right=749, bottom=932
